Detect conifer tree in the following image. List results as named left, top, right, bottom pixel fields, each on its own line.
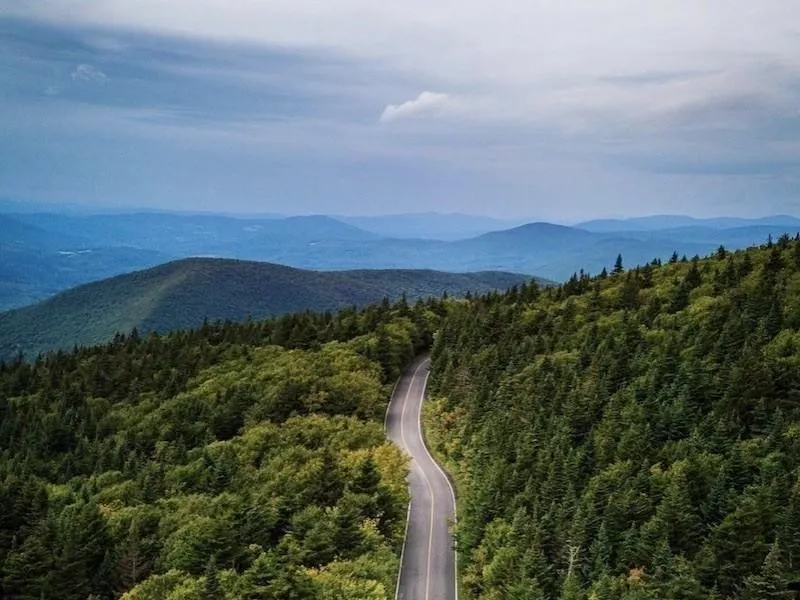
left=203, top=556, right=222, bottom=599
left=614, top=254, right=624, bottom=274
left=741, top=541, right=793, bottom=599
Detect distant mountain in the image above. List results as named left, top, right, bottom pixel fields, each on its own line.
left=0, top=214, right=88, bottom=251
left=461, top=222, right=595, bottom=247
left=3, top=208, right=800, bottom=304
left=615, top=225, right=800, bottom=246
left=0, top=215, right=170, bottom=311
left=0, top=198, right=96, bottom=215
left=1, top=213, right=382, bottom=310
left=337, top=212, right=527, bottom=241
left=577, top=214, right=800, bottom=232
left=0, top=258, right=533, bottom=360
left=436, top=222, right=715, bottom=277
left=10, top=212, right=378, bottom=255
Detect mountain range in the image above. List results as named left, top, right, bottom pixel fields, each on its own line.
left=336, top=212, right=526, bottom=240
left=0, top=258, right=532, bottom=360
left=576, top=214, right=800, bottom=232
left=2, top=206, right=799, bottom=312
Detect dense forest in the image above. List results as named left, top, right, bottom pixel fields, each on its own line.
left=428, top=235, right=800, bottom=599
left=0, top=297, right=443, bottom=599
left=0, top=256, right=530, bottom=361
left=4, top=234, right=800, bottom=599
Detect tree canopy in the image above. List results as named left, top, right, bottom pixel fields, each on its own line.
left=0, top=298, right=442, bottom=599
left=428, top=234, right=800, bottom=600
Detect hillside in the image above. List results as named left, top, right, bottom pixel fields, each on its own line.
left=0, top=215, right=170, bottom=311
left=4, top=209, right=800, bottom=306
left=5, top=205, right=799, bottom=314
left=0, top=300, right=437, bottom=599
left=0, top=258, right=532, bottom=360
left=427, top=235, right=800, bottom=598
left=0, top=212, right=381, bottom=310
left=2, top=237, right=800, bottom=598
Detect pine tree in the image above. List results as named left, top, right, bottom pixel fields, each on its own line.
left=203, top=556, right=222, bottom=599
left=659, top=556, right=706, bottom=600
left=685, top=260, right=702, bottom=289
left=2, top=519, right=56, bottom=599
left=507, top=577, right=547, bottom=600
left=589, top=522, right=612, bottom=580
left=741, top=541, right=793, bottom=599
left=350, top=456, right=381, bottom=496
left=561, top=572, right=585, bottom=600
left=614, top=254, right=625, bottom=274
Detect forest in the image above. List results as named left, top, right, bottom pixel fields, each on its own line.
left=3, top=235, right=800, bottom=599
left=428, top=235, right=800, bottom=599
left=0, top=298, right=442, bottom=599
left=0, top=256, right=530, bottom=361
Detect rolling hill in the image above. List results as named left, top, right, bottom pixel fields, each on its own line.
left=10, top=212, right=379, bottom=255
left=0, top=258, right=534, bottom=360
left=0, top=212, right=382, bottom=310
left=4, top=207, right=800, bottom=308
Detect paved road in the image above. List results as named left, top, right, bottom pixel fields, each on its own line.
left=385, top=356, right=457, bottom=600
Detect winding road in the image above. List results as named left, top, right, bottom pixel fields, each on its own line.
left=385, top=356, right=457, bottom=600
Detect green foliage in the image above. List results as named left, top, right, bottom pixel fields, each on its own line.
left=428, top=238, right=800, bottom=599
left=0, top=300, right=438, bottom=598
left=741, top=542, right=794, bottom=599
left=0, top=257, right=530, bottom=361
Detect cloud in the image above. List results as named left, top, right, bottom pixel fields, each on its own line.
left=380, top=91, right=451, bottom=123
left=2, top=8, right=800, bottom=219
left=71, top=63, right=107, bottom=83
left=6, top=3, right=800, bottom=129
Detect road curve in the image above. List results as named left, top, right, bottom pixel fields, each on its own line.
left=385, top=356, right=457, bottom=600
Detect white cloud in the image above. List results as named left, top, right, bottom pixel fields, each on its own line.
left=4, top=1, right=800, bottom=218
left=380, top=91, right=451, bottom=123
left=71, top=63, right=107, bottom=83
left=8, top=1, right=799, bottom=131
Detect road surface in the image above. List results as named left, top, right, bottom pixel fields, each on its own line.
left=385, top=356, right=457, bottom=600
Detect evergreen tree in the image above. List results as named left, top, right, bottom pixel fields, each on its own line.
left=741, top=541, right=793, bottom=599
left=203, top=556, right=222, bottom=599
left=614, top=254, right=625, bottom=274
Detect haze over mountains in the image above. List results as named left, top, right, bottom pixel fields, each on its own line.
left=336, top=213, right=527, bottom=241
left=576, top=214, right=800, bottom=232
left=2, top=203, right=799, bottom=312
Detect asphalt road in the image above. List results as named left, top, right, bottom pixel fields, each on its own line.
left=386, top=356, right=457, bottom=600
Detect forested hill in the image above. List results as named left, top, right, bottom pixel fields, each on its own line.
left=0, top=257, right=531, bottom=361
left=0, top=298, right=444, bottom=599
left=4, top=235, right=800, bottom=599
left=428, top=235, right=800, bottom=599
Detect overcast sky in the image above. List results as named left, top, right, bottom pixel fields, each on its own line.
left=1, top=2, right=799, bottom=220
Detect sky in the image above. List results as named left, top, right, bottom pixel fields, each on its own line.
left=1, top=2, right=799, bottom=221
